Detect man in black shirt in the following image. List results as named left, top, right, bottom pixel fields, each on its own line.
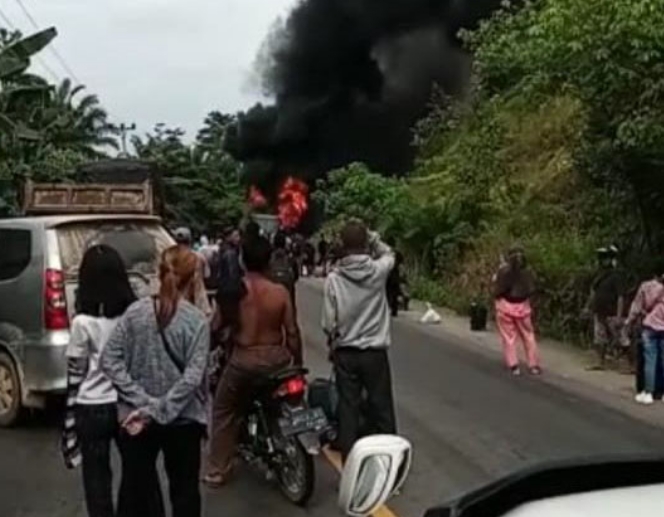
left=586, top=246, right=626, bottom=368
left=385, top=237, right=404, bottom=317
left=215, top=227, right=245, bottom=328
left=318, top=237, right=329, bottom=275
left=269, top=231, right=299, bottom=306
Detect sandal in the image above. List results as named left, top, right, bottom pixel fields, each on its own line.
left=202, top=473, right=228, bottom=488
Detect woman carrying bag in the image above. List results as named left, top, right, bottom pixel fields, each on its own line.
left=101, top=245, right=209, bottom=517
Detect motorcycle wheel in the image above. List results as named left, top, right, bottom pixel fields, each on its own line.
left=276, top=437, right=315, bottom=506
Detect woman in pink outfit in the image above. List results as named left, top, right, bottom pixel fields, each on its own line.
left=494, top=247, right=541, bottom=376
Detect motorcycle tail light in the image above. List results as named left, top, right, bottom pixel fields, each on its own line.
left=274, top=376, right=307, bottom=398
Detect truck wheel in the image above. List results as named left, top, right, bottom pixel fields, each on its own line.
left=0, top=352, right=22, bottom=427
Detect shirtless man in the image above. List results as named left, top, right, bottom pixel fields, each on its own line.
left=204, top=236, right=302, bottom=486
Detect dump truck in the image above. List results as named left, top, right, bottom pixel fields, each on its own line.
left=0, top=159, right=173, bottom=426
left=21, top=158, right=164, bottom=216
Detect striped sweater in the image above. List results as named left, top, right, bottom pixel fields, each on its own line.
left=100, top=297, right=210, bottom=426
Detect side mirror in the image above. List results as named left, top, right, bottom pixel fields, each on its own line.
left=338, top=435, right=412, bottom=517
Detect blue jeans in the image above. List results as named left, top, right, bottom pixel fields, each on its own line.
left=642, top=328, right=664, bottom=394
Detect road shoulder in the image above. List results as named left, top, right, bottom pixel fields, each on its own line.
left=301, top=277, right=664, bottom=429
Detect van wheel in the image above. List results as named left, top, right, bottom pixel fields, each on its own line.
left=0, top=352, right=22, bottom=427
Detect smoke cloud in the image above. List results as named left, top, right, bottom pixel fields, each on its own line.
left=226, top=0, right=502, bottom=197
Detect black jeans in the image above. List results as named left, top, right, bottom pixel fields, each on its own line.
left=334, top=348, right=397, bottom=459
left=76, top=404, right=118, bottom=517
left=117, top=423, right=204, bottom=517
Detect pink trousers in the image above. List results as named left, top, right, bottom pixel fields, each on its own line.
left=495, top=299, right=540, bottom=369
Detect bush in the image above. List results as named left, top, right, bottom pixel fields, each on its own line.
left=318, top=0, right=664, bottom=345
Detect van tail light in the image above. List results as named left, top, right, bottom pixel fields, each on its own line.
left=44, top=268, right=69, bottom=330
left=274, top=376, right=307, bottom=399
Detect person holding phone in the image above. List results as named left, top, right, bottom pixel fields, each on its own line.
left=322, top=221, right=397, bottom=459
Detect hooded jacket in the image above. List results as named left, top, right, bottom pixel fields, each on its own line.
left=322, top=235, right=395, bottom=349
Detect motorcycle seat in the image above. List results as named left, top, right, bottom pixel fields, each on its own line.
left=268, top=366, right=309, bottom=382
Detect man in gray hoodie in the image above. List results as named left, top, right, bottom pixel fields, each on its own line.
left=322, top=220, right=397, bottom=458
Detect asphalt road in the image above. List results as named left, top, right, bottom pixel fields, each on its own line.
left=2, top=280, right=664, bottom=517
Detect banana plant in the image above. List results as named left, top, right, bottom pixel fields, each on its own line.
left=0, top=27, right=57, bottom=79
left=0, top=28, right=57, bottom=147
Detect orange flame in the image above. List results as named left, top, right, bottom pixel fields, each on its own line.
left=278, top=177, right=309, bottom=229
left=248, top=185, right=268, bottom=208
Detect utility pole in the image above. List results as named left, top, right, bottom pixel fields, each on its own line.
left=107, top=122, right=136, bottom=157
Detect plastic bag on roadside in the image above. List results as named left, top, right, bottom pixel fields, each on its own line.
left=420, top=302, right=442, bottom=324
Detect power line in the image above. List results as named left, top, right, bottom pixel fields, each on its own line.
left=0, top=4, right=59, bottom=82
left=5, top=0, right=120, bottom=146
left=13, top=0, right=80, bottom=84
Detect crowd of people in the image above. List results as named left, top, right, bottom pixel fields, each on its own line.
left=58, top=208, right=664, bottom=517
left=60, top=218, right=400, bottom=517
left=491, top=244, right=664, bottom=405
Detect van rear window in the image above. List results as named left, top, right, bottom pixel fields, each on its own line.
left=0, top=229, right=31, bottom=281
left=56, top=221, right=172, bottom=277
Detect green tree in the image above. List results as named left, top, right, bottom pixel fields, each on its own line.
left=0, top=27, right=57, bottom=152
left=132, top=116, right=245, bottom=233
left=40, top=78, right=118, bottom=157
left=1, top=25, right=114, bottom=215
left=467, top=0, right=664, bottom=251
left=313, top=163, right=465, bottom=272
left=316, top=0, right=664, bottom=341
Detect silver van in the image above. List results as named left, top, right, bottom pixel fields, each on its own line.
left=0, top=214, right=174, bottom=426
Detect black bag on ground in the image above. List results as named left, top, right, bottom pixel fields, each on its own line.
left=470, top=302, right=488, bottom=331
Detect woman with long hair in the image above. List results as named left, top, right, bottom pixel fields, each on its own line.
left=101, top=245, right=209, bottom=517
left=61, top=245, right=138, bottom=517
left=494, top=246, right=542, bottom=376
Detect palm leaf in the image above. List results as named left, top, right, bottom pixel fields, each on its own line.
left=15, top=123, right=42, bottom=141
left=76, top=108, right=109, bottom=129
left=73, top=94, right=99, bottom=115
left=56, top=78, right=71, bottom=104
left=4, top=28, right=57, bottom=59
left=93, top=136, right=119, bottom=149
left=0, top=55, right=29, bottom=78
left=69, top=84, right=85, bottom=100
left=13, top=73, right=51, bottom=87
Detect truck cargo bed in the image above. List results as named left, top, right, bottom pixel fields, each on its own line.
left=22, top=180, right=154, bottom=215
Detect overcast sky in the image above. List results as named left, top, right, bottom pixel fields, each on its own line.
left=1, top=0, right=295, bottom=140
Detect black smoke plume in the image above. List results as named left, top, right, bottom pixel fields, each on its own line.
left=226, top=0, right=502, bottom=198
